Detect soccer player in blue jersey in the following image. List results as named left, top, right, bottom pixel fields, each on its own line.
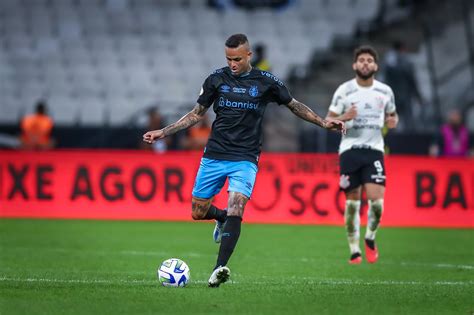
left=143, top=34, right=345, bottom=287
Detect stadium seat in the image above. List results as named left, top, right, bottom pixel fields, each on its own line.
left=0, top=0, right=390, bottom=127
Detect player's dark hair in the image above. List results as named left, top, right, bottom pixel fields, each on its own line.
left=225, top=34, right=249, bottom=48
left=353, top=45, right=378, bottom=63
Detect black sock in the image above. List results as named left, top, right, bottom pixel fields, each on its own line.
left=351, top=252, right=361, bottom=260
left=365, top=239, right=375, bottom=250
left=204, top=205, right=227, bottom=223
left=215, top=216, right=242, bottom=269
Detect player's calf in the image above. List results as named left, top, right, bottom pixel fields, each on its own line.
left=366, top=199, right=383, bottom=237
left=345, top=200, right=361, bottom=257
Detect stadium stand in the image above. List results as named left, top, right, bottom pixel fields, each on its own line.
left=0, top=0, right=380, bottom=127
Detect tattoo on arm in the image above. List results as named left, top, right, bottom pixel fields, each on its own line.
left=286, top=98, right=326, bottom=128
left=162, top=103, right=209, bottom=137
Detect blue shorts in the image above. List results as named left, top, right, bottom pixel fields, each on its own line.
left=192, top=158, right=258, bottom=199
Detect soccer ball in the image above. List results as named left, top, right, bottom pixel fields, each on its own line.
left=157, top=258, right=190, bottom=287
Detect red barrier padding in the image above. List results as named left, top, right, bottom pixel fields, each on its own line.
left=0, top=150, right=472, bottom=228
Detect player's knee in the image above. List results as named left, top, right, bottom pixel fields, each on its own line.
left=369, top=199, right=383, bottom=219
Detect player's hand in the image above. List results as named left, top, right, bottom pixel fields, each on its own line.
left=324, top=118, right=346, bottom=135
left=344, top=105, right=357, bottom=120
left=385, top=115, right=398, bottom=129
left=143, top=129, right=165, bottom=144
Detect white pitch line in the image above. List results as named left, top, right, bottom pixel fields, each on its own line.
left=399, top=262, right=474, bottom=270
left=5, top=247, right=473, bottom=270
left=0, top=276, right=472, bottom=287
left=0, top=276, right=208, bottom=285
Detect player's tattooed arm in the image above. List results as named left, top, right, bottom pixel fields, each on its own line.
left=143, top=103, right=209, bottom=143
left=286, top=98, right=345, bottom=134
left=162, top=103, right=209, bottom=137
left=286, top=98, right=327, bottom=127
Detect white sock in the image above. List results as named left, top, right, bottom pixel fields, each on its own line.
left=345, top=200, right=361, bottom=254
left=365, top=199, right=384, bottom=241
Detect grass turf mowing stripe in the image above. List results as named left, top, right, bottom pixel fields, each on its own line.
left=4, top=246, right=474, bottom=270
left=1, top=276, right=472, bottom=286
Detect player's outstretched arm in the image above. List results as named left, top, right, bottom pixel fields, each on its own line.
left=285, top=98, right=346, bottom=134
left=143, top=103, right=209, bottom=144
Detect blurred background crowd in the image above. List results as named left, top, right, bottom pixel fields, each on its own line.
left=0, top=0, right=472, bottom=156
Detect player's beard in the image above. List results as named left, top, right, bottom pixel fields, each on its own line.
left=355, top=69, right=376, bottom=80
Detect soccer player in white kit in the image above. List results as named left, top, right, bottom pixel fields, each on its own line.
left=326, top=46, right=399, bottom=264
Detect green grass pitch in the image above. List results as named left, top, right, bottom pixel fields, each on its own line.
left=0, top=219, right=473, bottom=314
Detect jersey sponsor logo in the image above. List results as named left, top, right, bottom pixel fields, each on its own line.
left=218, top=97, right=259, bottom=110
left=249, top=85, right=258, bottom=97
left=371, top=174, right=386, bottom=183
left=353, top=124, right=381, bottom=130
left=260, top=71, right=284, bottom=86
left=220, top=85, right=231, bottom=93
left=364, top=103, right=372, bottom=109
left=233, top=87, right=247, bottom=94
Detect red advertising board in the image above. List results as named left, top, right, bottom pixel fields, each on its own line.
left=0, top=150, right=472, bottom=228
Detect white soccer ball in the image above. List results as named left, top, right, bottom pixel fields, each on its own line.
left=157, top=258, right=190, bottom=287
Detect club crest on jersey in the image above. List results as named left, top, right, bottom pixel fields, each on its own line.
left=339, top=174, right=350, bottom=189
left=249, top=85, right=258, bottom=97
left=376, top=96, right=384, bottom=109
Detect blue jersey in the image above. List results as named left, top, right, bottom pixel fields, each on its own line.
left=197, top=67, right=292, bottom=164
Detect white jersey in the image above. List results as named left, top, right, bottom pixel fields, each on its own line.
left=329, top=78, right=396, bottom=154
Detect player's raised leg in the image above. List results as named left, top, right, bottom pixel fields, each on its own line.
left=191, top=196, right=227, bottom=222
left=191, top=197, right=227, bottom=243
left=364, top=183, right=385, bottom=263
left=213, top=209, right=227, bottom=243
left=191, top=158, right=228, bottom=242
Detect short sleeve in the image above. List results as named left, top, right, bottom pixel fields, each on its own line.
left=328, top=85, right=345, bottom=115
left=269, top=80, right=293, bottom=105
left=386, top=87, right=396, bottom=114
left=197, top=75, right=217, bottom=107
